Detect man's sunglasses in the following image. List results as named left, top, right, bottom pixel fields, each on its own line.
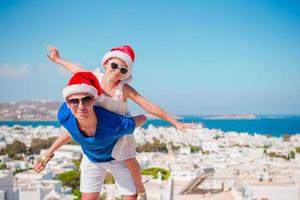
left=108, top=60, right=128, bottom=74
left=67, top=96, right=94, bottom=107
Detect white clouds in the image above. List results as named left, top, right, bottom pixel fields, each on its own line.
left=0, top=64, right=30, bottom=78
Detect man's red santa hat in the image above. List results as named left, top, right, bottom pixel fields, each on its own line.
left=62, top=72, right=102, bottom=100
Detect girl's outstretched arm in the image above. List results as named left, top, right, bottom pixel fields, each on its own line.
left=47, top=44, right=90, bottom=74
left=125, top=84, right=196, bottom=131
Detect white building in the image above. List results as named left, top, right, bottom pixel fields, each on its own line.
left=0, top=171, right=13, bottom=200
left=5, top=161, right=29, bottom=171
left=200, top=140, right=219, bottom=152
left=179, top=146, right=191, bottom=155
left=0, top=156, right=10, bottom=164
left=15, top=170, right=53, bottom=181
left=248, top=184, right=299, bottom=200
left=18, top=180, right=62, bottom=200
left=15, top=170, right=74, bottom=200
left=40, top=145, right=81, bottom=160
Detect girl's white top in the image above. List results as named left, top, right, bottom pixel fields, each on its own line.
left=93, top=68, right=136, bottom=160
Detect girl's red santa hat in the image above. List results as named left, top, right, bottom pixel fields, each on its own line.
left=102, top=45, right=135, bottom=80
left=62, top=72, right=102, bottom=100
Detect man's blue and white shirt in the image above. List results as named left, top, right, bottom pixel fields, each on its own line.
left=57, top=103, right=135, bottom=163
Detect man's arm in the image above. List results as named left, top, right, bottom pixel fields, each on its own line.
left=34, top=131, right=72, bottom=173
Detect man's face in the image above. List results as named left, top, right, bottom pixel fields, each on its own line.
left=66, top=93, right=95, bottom=120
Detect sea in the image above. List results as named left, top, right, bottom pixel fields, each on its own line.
left=1, top=115, right=300, bottom=137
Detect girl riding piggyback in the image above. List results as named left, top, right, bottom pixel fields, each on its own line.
left=47, top=44, right=197, bottom=199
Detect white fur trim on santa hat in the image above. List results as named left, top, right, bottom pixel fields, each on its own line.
left=62, top=84, right=98, bottom=100
left=102, top=50, right=133, bottom=68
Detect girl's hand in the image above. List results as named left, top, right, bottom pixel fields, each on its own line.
left=174, top=121, right=202, bottom=131
left=47, top=44, right=61, bottom=62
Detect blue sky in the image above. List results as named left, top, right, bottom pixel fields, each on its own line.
left=0, top=0, right=299, bottom=115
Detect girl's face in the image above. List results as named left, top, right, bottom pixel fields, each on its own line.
left=104, top=58, right=129, bottom=81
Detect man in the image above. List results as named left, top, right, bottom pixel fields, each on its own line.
left=34, top=72, right=147, bottom=200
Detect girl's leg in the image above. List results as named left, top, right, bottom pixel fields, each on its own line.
left=107, top=160, right=137, bottom=199
left=81, top=192, right=100, bottom=200
left=124, top=158, right=145, bottom=193
left=111, top=135, right=145, bottom=199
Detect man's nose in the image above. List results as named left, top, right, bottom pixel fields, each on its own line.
left=78, top=101, right=85, bottom=109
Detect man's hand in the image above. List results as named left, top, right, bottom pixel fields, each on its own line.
left=33, top=153, right=54, bottom=173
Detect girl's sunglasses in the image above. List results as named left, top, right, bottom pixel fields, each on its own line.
left=108, top=60, right=128, bottom=74
left=67, top=96, right=94, bottom=107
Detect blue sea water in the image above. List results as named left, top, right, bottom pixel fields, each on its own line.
left=1, top=115, right=300, bottom=137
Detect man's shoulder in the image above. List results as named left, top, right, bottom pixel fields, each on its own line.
left=94, top=106, right=124, bottom=118
left=57, top=102, right=72, bottom=124
left=94, top=106, right=133, bottom=127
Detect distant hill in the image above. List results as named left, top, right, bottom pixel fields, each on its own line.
left=0, top=101, right=181, bottom=121
left=0, top=101, right=61, bottom=121
left=203, top=114, right=257, bottom=120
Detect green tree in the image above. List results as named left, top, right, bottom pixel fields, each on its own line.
left=104, top=172, right=115, bottom=184
left=142, top=167, right=170, bottom=180
left=0, top=148, right=6, bottom=155
left=72, top=156, right=82, bottom=170
left=101, top=192, right=107, bottom=200
left=30, top=137, right=57, bottom=154
left=72, top=160, right=81, bottom=170
left=268, top=152, right=289, bottom=161
left=58, top=170, right=80, bottom=189
left=72, top=189, right=81, bottom=200
left=136, top=138, right=168, bottom=153
left=289, top=151, right=295, bottom=159
left=13, top=168, right=28, bottom=175
left=213, top=135, right=222, bottom=140
left=4, top=140, right=27, bottom=159
left=190, top=145, right=200, bottom=153
left=295, top=147, right=300, bottom=154
left=0, top=163, right=6, bottom=170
